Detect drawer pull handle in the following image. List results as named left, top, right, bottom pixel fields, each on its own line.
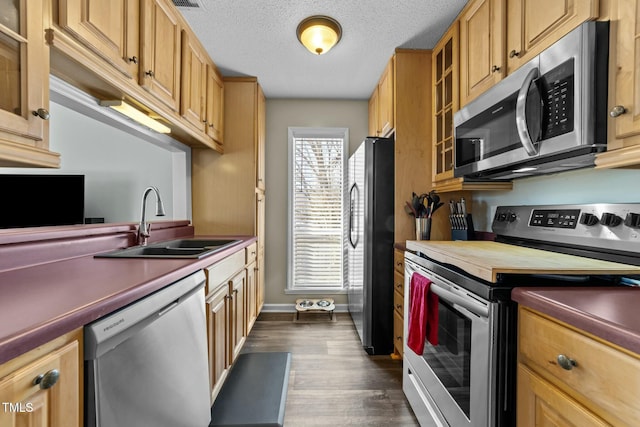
left=33, top=369, right=60, bottom=390
left=557, top=354, right=577, bottom=371
left=610, top=105, right=627, bottom=118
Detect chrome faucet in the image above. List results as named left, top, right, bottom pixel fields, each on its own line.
left=137, top=186, right=166, bottom=246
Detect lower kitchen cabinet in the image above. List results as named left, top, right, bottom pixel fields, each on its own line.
left=204, top=244, right=257, bottom=402
left=392, top=248, right=405, bottom=358
left=0, top=329, right=82, bottom=427
left=517, top=306, right=640, bottom=426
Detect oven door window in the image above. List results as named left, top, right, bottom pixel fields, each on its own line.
left=421, top=298, right=472, bottom=418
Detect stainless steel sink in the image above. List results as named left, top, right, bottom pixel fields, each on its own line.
left=95, top=238, right=242, bottom=259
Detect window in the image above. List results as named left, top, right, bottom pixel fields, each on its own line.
left=287, top=127, right=348, bottom=292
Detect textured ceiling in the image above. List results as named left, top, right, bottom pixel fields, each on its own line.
left=179, top=0, right=468, bottom=99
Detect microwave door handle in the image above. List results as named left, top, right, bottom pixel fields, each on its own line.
left=515, top=67, right=540, bottom=157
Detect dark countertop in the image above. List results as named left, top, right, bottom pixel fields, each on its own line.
left=512, top=287, right=640, bottom=355
left=0, top=234, right=257, bottom=365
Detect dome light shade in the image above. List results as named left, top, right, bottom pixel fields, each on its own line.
left=296, top=16, right=342, bottom=55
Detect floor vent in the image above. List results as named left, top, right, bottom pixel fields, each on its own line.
left=172, top=0, right=205, bottom=9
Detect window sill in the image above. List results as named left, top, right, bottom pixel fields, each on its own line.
left=285, top=288, right=347, bottom=295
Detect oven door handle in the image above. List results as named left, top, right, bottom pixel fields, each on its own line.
left=515, top=67, right=540, bottom=157
left=429, top=282, right=489, bottom=318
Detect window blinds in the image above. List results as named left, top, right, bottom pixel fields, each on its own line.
left=291, top=137, right=345, bottom=289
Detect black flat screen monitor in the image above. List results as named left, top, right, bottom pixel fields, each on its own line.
left=0, top=174, right=85, bottom=228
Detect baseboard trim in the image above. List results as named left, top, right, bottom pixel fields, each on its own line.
left=261, top=303, right=349, bottom=313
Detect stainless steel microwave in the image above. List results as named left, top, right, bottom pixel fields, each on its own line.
left=454, top=21, right=609, bottom=180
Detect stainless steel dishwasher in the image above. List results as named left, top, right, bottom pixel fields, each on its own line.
left=85, top=270, right=210, bottom=427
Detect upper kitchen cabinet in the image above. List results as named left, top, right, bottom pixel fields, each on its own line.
left=368, top=58, right=394, bottom=137
left=0, top=0, right=60, bottom=168
left=459, top=0, right=505, bottom=107
left=506, top=0, right=599, bottom=74
left=180, top=29, right=207, bottom=132
left=431, top=21, right=512, bottom=192
left=56, top=0, right=140, bottom=80
left=140, top=0, right=181, bottom=112
left=597, top=0, right=640, bottom=169
left=50, top=0, right=224, bottom=151
left=205, top=64, right=224, bottom=146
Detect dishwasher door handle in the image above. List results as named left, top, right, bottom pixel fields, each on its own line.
left=158, top=300, right=179, bottom=317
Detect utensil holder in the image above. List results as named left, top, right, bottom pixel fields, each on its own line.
left=451, top=214, right=475, bottom=241
left=415, top=217, right=432, bottom=240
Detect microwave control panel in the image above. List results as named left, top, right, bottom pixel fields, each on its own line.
left=540, top=59, right=574, bottom=140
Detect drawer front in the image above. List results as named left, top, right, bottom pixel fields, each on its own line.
left=519, top=308, right=640, bottom=425
left=393, top=289, right=404, bottom=317
left=393, top=270, right=404, bottom=295
left=393, top=249, right=405, bottom=273
left=245, top=242, right=257, bottom=264
left=393, top=309, right=404, bottom=358
left=205, top=250, right=245, bottom=294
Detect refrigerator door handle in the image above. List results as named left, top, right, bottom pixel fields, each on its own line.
left=349, top=183, right=359, bottom=248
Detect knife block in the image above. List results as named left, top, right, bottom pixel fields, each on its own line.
left=451, top=214, right=475, bottom=241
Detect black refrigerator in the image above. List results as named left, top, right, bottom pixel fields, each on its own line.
left=347, top=136, right=394, bottom=355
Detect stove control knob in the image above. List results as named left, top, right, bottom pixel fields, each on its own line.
left=496, top=212, right=507, bottom=222
left=508, top=213, right=517, bottom=222
left=624, top=213, right=640, bottom=228
left=579, top=213, right=599, bottom=226
left=600, top=212, right=622, bottom=227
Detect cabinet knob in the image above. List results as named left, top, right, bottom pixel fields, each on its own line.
left=556, top=354, right=577, bottom=371
left=145, top=70, right=155, bottom=77
left=33, top=369, right=60, bottom=390
left=509, top=50, right=521, bottom=58
left=396, top=336, right=402, bottom=341
left=128, top=56, right=138, bottom=64
left=32, top=108, right=50, bottom=120
left=610, top=105, right=627, bottom=117
left=396, top=304, right=402, bottom=310
left=396, top=283, right=402, bottom=289
left=492, top=65, right=501, bottom=73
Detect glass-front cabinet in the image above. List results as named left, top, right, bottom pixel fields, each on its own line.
left=0, top=0, right=59, bottom=167
left=432, top=22, right=458, bottom=184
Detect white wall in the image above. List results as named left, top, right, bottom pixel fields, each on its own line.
left=1, top=100, right=191, bottom=224
left=265, top=99, right=369, bottom=306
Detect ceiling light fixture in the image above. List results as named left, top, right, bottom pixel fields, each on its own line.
left=296, top=15, right=342, bottom=55
left=99, top=100, right=171, bottom=134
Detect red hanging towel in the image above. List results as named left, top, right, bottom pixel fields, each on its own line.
left=407, top=272, right=439, bottom=355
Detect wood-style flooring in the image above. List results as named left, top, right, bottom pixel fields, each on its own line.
left=241, top=312, right=419, bottom=426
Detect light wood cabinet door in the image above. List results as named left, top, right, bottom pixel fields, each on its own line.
left=256, top=192, right=265, bottom=313
left=57, top=0, right=140, bottom=79
left=377, top=59, right=394, bottom=136
left=205, top=65, right=224, bottom=144
left=368, top=87, right=379, bottom=136
left=393, top=309, right=404, bottom=359
left=597, top=0, right=640, bottom=167
left=180, top=30, right=207, bottom=132
left=0, top=0, right=59, bottom=168
left=459, top=0, right=505, bottom=106
left=0, top=333, right=81, bottom=427
left=140, top=0, right=181, bottom=111
left=229, top=270, right=246, bottom=364
left=506, top=0, right=598, bottom=74
left=206, top=283, right=229, bottom=402
left=246, top=261, right=257, bottom=334
left=432, top=22, right=459, bottom=184
left=256, top=85, right=266, bottom=189
left=517, top=364, right=609, bottom=427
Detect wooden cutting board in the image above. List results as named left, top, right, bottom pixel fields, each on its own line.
left=406, top=240, right=640, bottom=283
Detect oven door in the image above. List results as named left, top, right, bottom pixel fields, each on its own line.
left=403, top=257, right=497, bottom=427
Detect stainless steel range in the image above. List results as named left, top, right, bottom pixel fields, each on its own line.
left=403, top=203, right=640, bottom=427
